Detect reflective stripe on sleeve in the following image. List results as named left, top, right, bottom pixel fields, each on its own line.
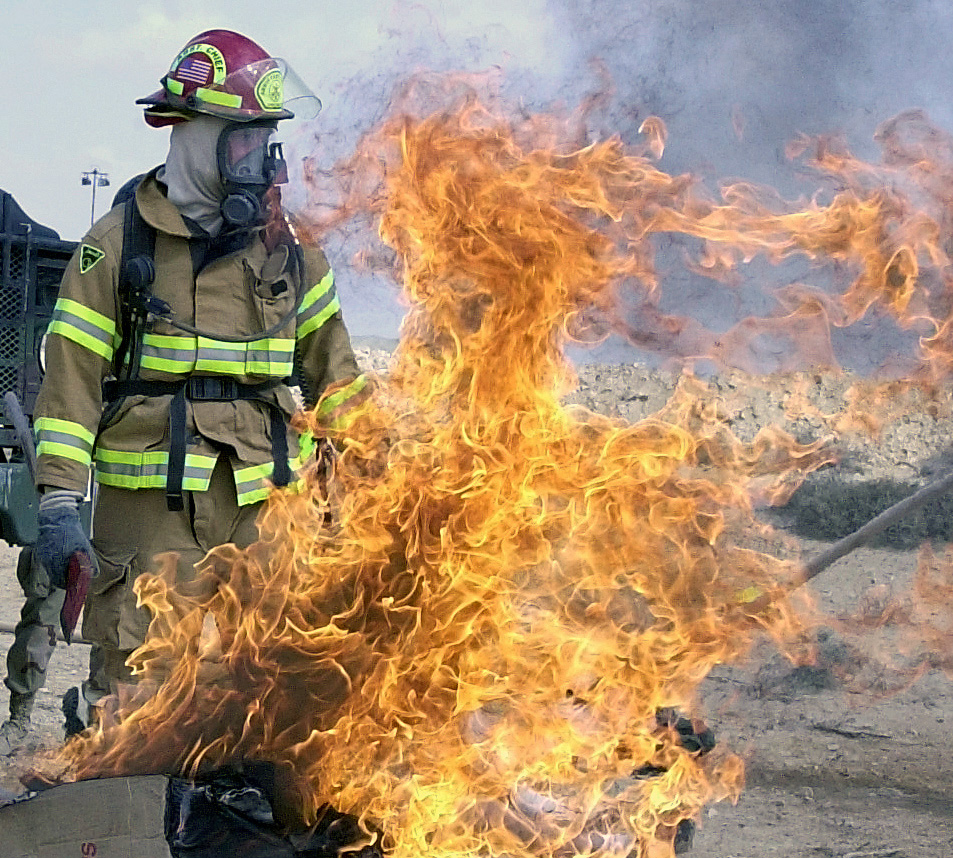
left=47, top=298, right=116, bottom=360
left=94, top=448, right=217, bottom=491
left=296, top=270, right=341, bottom=339
left=315, top=374, right=370, bottom=429
left=34, top=417, right=96, bottom=466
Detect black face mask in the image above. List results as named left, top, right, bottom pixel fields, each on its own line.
left=216, top=120, right=288, bottom=228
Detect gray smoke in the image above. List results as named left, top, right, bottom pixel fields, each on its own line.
left=288, top=0, right=953, bottom=374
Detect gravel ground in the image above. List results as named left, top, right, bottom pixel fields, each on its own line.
left=3, top=353, right=953, bottom=856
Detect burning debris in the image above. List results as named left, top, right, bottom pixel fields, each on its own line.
left=14, top=86, right=953, bottom=857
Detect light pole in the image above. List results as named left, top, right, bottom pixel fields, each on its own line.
left=81, top=169, right=110, bottom=227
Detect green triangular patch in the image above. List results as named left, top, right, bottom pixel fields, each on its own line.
left=79, top=244, right=105, bottom=274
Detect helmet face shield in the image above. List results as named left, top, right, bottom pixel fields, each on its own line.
left=275, top=61, right=322, bottom=121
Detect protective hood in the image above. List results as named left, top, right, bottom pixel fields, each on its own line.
left=158, top=114, right=230, bottom=236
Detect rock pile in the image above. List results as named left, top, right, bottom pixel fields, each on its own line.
left=355, top=348, right=953, bottom=547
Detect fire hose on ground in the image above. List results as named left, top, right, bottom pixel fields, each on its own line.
left=795, top=466, right=953, bottom=584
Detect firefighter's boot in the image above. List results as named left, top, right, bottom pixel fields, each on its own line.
left=0, top=690, right=35, bottom=756
left=62, top=686, right=101, bottom=738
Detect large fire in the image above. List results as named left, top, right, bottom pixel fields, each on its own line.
left=55, top=88, right=953, bottom=856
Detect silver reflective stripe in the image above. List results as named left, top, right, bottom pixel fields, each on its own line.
left=233, top=430, right=316, bottom=505
left=137, top=333, right=293, bottom=376
left=94, top=448, right=216, bottom=491
left=297, top=271, right=340, bottom=338
left=196, top=338, right=247, bottom=371
left=140, top=333, right=197, bottom=373
left=34, top=417, right=95, bottom=466
left=48, top=298, right=116, bottom=360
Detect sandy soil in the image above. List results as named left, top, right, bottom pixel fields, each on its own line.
left=1, top=363, right=952, bottom=857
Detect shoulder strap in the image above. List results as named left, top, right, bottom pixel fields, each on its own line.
left=113, top=188, right=156, bottom=380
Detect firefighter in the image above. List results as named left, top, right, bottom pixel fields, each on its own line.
left=0, top=28, right=369, bottom=748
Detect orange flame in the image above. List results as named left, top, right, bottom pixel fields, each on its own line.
left=56, top=87, right=953, bottom=856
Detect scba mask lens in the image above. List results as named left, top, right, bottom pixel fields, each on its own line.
left=223, top=125, right=275, bottom=181
left=218, top=121, right=288, bottom=227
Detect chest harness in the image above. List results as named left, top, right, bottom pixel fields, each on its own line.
left=103, top=193, right=308, bottom=511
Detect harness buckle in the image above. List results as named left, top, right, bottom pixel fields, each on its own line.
left=186, top=376, right=239, bottom=401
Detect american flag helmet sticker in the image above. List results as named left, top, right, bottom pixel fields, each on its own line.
left=175, top=55, right=213, bottom=85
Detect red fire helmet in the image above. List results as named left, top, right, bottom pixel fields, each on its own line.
left=137, top=29, right=321, bottom=128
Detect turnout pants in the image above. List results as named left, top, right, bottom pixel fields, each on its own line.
left=83, top=454, right=261, bottom=705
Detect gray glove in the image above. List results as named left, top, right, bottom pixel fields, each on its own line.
left=35, top=489, right=97, bottom=590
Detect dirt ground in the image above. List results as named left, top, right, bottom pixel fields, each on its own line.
left=1, top=365, right=952, bottom=857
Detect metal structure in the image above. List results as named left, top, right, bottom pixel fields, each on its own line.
left=0, top=189, right=77, bottom=545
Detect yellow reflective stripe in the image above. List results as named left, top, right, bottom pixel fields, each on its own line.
left=47, top=320, right=113, bottom=359
left=234, top=462, right=273, bottom=504
left=316, top=374, right=369, bottom=418
left=36, top=441, right=92, bottom=466
left=295, top=430, right=316, bottom=464
left=139, top=357, right=194, bottom=372
left=94, top=448, right=217, bottom=491
left=138, top=333, right=295, bottom=376
left=140, top=333, right=197, bottom=373
left=297, top=271, right=341, bottom=339
left=237, top=485, right=271, bottom=505
left=35, top=417, right=96, bottom=467
left=166, top=78, right=184, bottom=95
left=49, top=297, right=116, bottom=360
left=298, top=270, right=335, bottom=314
left=96, top=473, right=213, bottom=491
left=196, top=337, right=294, bottom=376
left=195, top=338, right=244, bottom=373
left=233, top=430, right=317, bottom=505
left=297, top=294, right=341, bottom=338
left=196, top=87, right=243, bottom=109
left=54, top=299, right=114, bottom=334
left=234, top=459, right=279, bottom=505
left=193, top=359, right=241, bottom=373
left=34, top=417, right=95, bottom=448
left=244, top=338, right=295, bottom=375
left=235, top=461, right=273, bottom=481
left=96, top=450, right=171, bottom=465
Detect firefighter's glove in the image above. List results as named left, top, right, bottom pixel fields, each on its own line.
left=35, top=489, right=96, bottom=591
